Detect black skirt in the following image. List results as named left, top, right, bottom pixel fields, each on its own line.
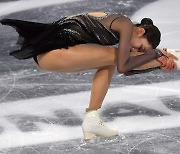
left=0, top=14, right=119, bottom=61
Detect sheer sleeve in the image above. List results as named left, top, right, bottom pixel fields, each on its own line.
left=118, top=48, right=164, bottom=73
left=124, top=67, right=161, bottom=76
left=110, top=16, right=164, bottom=73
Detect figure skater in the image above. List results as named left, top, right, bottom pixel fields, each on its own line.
left=0, top=12, right=177, bottom=140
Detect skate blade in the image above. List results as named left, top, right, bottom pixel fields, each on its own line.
left=83, top=133, right=96, bottom=140
left=83, top=132, right=125, bottom=141
left=80, top=134, right=125, bottom=148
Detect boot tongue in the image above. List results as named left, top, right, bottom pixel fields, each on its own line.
left=85, top=110, right=99, bottom=118
left=86, top=108, right=99, bottom=112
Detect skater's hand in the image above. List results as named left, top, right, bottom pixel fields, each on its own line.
left=161, top=48, right=178, bottom=60
left=160, top=57, right=177, bottom=72
left=157, top=48, right=178, bottom=72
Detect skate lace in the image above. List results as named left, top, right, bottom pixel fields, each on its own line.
left=98, top=113, right=107, bottom=127
left=99, top=120, right=106, bottom=127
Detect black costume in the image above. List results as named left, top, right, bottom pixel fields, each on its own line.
left=0, top=12, right=120, bottom=63
left=0, top=12, right=163, bottom=74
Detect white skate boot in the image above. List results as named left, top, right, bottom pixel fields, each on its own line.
left=82, top=110, right=119, bottom=140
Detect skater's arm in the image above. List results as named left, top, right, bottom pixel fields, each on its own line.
left=130, top=50, right=178, bottom=71
left=124, top=51, right=178, bottom=76
left=112, top=16, right=164, bottom=73
left=130, top=51, right=161, bottom=70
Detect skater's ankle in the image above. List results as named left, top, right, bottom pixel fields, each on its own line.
left=86, top=107, right=100, bottom=112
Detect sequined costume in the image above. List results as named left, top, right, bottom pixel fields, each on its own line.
left=0, top=12, right=121, bottom=64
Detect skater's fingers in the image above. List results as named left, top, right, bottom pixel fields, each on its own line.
left=161, top=58, right=174, bottom=72
left=160, top=62, right=169, bottom=72
left=163, top=48, right=167, bottom=51
left=172, top=58, right=177, bottom=70
left=168, top=58, right=174, bottom=71
left=161, top=50, right=170, bottom=59
left=157, top=56, right=167, bottom=67
left=160, top=50, right=178, bottom=60
left=173, top=61, right=177, bottom=70
left=165, top=59, right=171, bottom=71
left=167, top=52, right=178, bottom=60
left=161, top=66, right=170, bottom=72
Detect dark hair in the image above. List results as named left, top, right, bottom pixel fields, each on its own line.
left=136, top=18, right=161, bottom=49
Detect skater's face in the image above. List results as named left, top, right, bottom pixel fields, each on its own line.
left=130, top=27, right=153, bottom=52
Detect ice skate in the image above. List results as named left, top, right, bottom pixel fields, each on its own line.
left=82, top=110, right=119, bottom=140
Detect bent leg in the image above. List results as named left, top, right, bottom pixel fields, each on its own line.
left=82, top=65, right=118, bottom=140
left=36, top=44, right=118, bottom=72
left=87, top=65, right=116, bottom=111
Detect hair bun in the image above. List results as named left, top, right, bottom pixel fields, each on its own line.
left=141, top=18, right=153, bottom=26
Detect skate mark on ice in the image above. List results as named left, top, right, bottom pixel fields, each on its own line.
left=128, top=131, right=180, bottom=154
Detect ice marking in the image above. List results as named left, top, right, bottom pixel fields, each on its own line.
left=161, top=96, right=180, bottom=112
left=102, top=103, right=169, bottom=122
left=128, top=136, right=157, bottom=154
left=127, top=132, right=180, bottom=154
left=0, top=60, right=16, bottom=103
left=0, top=80, right=180, bottom=149
left=6, top=110, right=82, bottom=132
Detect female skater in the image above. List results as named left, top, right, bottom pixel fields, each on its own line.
left=0, top=12, right=177, bottom=140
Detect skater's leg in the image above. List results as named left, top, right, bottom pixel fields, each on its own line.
left=36, top=44, right=117, bottom=72
left=82, top=65, right=118, bottom=140
left=87, top=65, right=116, bottom=111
